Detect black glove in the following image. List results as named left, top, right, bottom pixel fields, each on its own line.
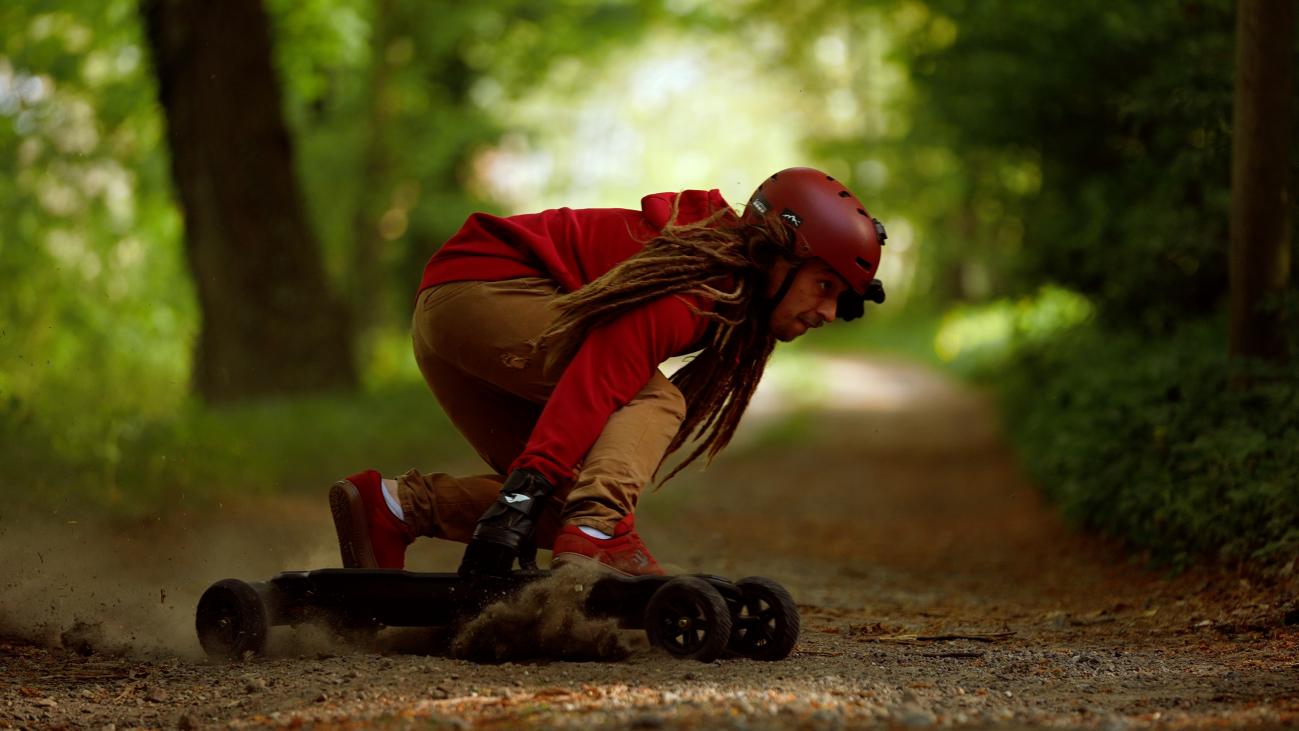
left=457, top=468, right=554, bottom=578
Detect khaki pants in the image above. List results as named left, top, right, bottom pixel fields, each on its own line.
left=397, top=277, right=687, bottom=548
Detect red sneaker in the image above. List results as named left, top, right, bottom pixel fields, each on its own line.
left=551, top=514, right=666, bottom=577
left=329, top=470, right=413, bottom=569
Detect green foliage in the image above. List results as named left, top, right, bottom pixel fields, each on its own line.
left=892, top=0, right=1291, bottom=332
left=993, top=318, right=1299, bottom=569
left=2, top=0, right=1294, bottom=581
left=0, top=0, right=195, bottom=486
left=933, top=286, right=1093, bottom=371
left=264, top=0, right=668, bottom=329
left=880, top=0, right=1299, bottom=572
left=795, top=307, right=946, bottom=367
left=0, top=0, right=668, bottom=516
left=266, top=0, right=497, bottom=297
left=4, top=378, right=469, bottom=517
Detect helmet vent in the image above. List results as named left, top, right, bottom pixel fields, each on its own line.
left=856, top=256, right=874, bottom=272
left=838, top=191, right=850, bottom=198
left=857, top=208, right=867, bottom=217
left=826, top=175, right=835, bottom=181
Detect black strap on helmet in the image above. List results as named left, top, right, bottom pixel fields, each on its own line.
left=836, top=279, right=886, bottom=322
left=768, top=264, right=801, bottom=312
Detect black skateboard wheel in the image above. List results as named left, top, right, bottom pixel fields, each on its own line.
left=728, top=576, right=799, bottom=661
left=196, top=579, right=269, bottom=659
left=644, top=576, right=733, bottom=662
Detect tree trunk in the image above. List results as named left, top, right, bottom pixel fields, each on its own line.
left=141, top=0, right=357, bottom=401
left=1229, top=0, right=1294, bottom=366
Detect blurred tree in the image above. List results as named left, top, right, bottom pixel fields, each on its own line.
left=273, top=0, right=669, bottom=354
left=346, top=0, right=396, bottom=341
left=0, top=0, right=197, bottom=453
left=140, top=0, right=357, bottom=402
left=894, top=1, right=1259, bottom=331
left=1229, top=0, right=1293, bottom=366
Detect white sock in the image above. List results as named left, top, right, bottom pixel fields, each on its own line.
left=578, top=525, right=612, bottom=540
left=380, top=479, right=405, bottom=522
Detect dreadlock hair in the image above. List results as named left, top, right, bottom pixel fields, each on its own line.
left=536, top=199, right=801, bottom=486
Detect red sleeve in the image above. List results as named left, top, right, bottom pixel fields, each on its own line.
left=509, top=294, right=706, bottom=487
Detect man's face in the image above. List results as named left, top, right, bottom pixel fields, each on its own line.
left=766, top=258, right=852, bottom=342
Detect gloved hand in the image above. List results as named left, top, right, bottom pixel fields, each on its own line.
left=457, top=468, right=554, bottom=578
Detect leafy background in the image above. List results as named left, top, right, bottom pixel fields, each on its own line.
left=1, top=0, right=1295, bottom=569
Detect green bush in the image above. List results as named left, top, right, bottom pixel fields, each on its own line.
left=993, top=318, right=1299, bottom=570
left=3, top=376, right=468, bottom=519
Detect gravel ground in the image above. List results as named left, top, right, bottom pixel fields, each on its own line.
left=2, top=355, right=1297, bottom=730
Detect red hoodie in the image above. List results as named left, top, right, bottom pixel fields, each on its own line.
left=418, top=189, right=734, bottom=489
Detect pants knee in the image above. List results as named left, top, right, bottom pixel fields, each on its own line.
left=643, top=377, right=686, bottom=425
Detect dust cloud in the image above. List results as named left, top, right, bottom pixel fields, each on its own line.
left=0, top=496, right=341, bottom=658
left=451, top=565, right=634, bottom=663
left=0, top=499, right=637, bottom=663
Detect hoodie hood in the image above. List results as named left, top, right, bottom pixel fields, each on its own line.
left=640, top=189, right=734, bottom=230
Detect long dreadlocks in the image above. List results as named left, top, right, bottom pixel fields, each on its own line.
left=537, top=199, right=800, bottom=486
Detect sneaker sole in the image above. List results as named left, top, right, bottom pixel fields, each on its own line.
left=551, top=551, right=637, bottom=578
left=329, top=479, right=377, bottom=569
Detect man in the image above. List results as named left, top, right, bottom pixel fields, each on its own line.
left=329, top=167, right=887, bottom=577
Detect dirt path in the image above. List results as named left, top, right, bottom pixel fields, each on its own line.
left=2, top=354, right=1297, bottom=730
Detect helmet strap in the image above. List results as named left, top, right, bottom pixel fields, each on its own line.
left=766, top=263, right=800, bottom=313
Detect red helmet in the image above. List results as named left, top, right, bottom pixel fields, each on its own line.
left=743, top=167, right=886, bottom=300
